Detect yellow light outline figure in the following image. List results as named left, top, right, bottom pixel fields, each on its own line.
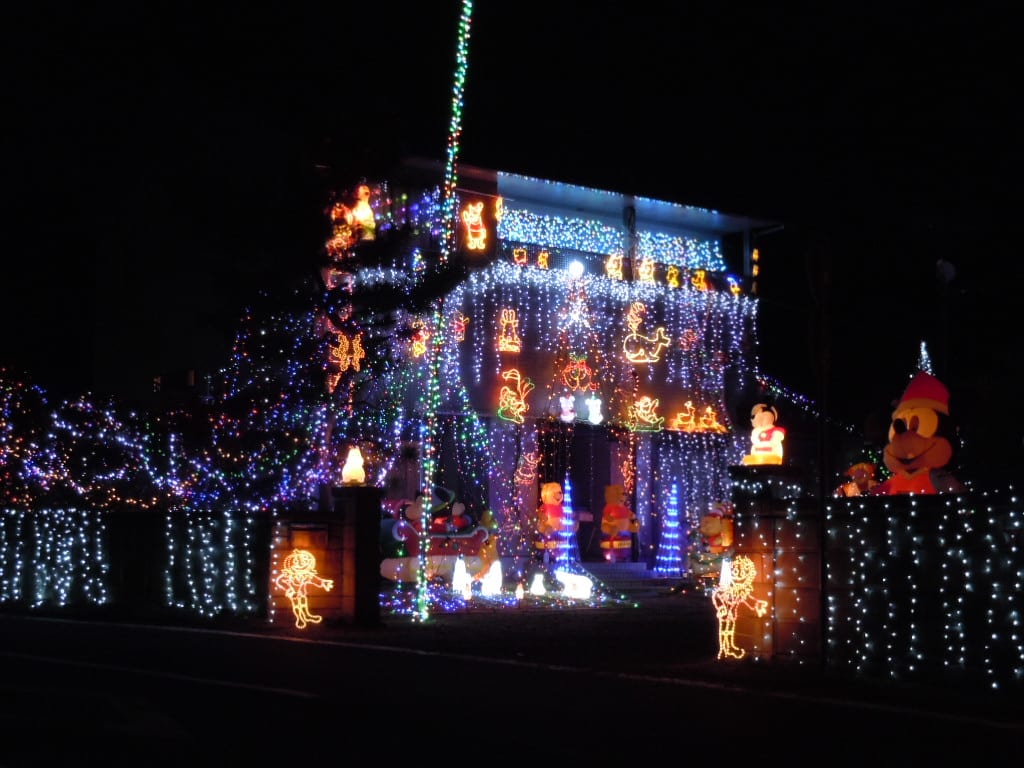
left=497, top=308, right=522, bottom=353
left=623, top=302, right=670, bottom=364
left=605, top=253, right=624, bottom=280
left=666, top=265, right=680, bottom=288
left=637, top=258, right=656, bottom=283
left=497, top=368, right=534, bottom=424
left=275, top=548, right=334, bottom=629
left=628, top=395, right=664, bottom=432
left=460, top=200, right=487, bottom=251
left=712, top=555, right=768, bottom=660
left=329, top=331, right=365, bottom=373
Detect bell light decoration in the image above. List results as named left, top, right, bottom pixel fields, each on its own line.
left=341, top=446, right=366, bottom=485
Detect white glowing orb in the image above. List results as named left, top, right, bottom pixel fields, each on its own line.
left=568, top=260, right=585, bottom=279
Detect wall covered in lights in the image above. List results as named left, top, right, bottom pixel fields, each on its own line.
left=379, top=168, right=770, bottom=565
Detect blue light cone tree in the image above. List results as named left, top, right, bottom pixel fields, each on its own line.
left=654, top=482, right=685, bottom=577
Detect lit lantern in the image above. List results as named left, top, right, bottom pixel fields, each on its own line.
left=341, top=446, right=366, bottom=485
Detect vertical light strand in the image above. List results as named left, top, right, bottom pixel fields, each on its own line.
left=417, top=0, right=475, bottom=622
left=440, top=0, right=474, bottom=263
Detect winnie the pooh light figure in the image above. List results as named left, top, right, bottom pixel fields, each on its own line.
left=600, top=484, right=636, bottom=562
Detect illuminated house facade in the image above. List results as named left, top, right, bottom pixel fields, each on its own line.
left=340, top=165, right=778, bottom=569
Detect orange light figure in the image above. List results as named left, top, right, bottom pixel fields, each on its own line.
left=691, top=269, right=709, bottom=291
left=497, top=308, right=522, bottom=353
left=497, top=368, right=534, bottom=424
left=275, top=549, right=334, bottom=629
left=513, top=248, right=528, bottom=266
left=537, top=251, right=550, bottom=269
left=699, top=405, right=728, bottom=433
left=329, top=332, right=365, bottom=373
left=605, top=253, right=624, bottom=280
left=712, top=555, right=768, bottom=660
left=671, top=400, right=697, bottom=431
left=460, top=200, right=487, bottom=251
left=666, top=265, right=680, bottom=288
left=637, top=258, right=656, bottom=283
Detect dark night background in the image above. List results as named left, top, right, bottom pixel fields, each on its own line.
left=2, top=3, right=1019, bottom=480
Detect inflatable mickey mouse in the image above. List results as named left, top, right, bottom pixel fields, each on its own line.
left=870, top=370, right=965, bottom=495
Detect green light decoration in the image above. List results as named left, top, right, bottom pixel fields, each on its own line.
left=416, top=0, right=475, bottom=622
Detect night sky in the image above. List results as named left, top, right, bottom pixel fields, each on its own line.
left=2, top=3, right=1018, bottom=468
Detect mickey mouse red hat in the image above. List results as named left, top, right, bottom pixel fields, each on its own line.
left=898, top=371, right=950, bottom=415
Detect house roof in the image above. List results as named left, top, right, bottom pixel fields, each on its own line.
left=495, top=170, right=780, bottom=238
